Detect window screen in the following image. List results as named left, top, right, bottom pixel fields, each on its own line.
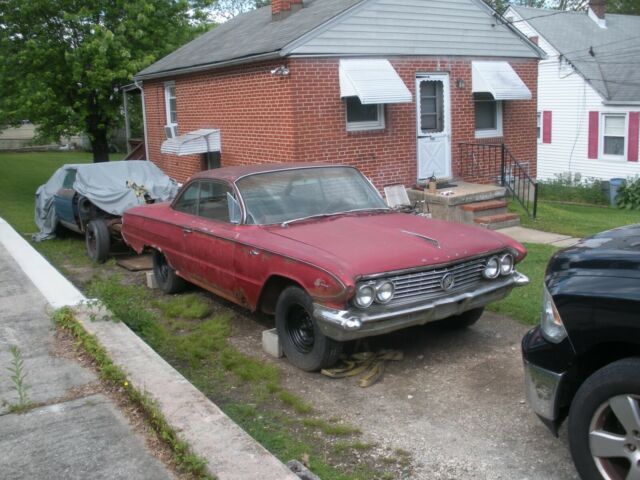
left=420, top=80, right=444, bottom=133
left=474, top=93, right=497, bottom=131
left=603, top=115, right=626, bottom=156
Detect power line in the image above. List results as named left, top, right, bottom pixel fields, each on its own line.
left=555, top=34, right=640, bottom=58
left=502, top=9, right=575, bottom=25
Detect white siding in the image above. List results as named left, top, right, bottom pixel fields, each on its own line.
left=290, top=0, right=538, bottom=58
left=507, top=7, right=640, bottom=181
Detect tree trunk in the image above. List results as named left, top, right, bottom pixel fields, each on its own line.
left=90, top=126, right=110, bottom=163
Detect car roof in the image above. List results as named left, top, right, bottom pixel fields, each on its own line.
left=189, top=163, right=347, bottom=183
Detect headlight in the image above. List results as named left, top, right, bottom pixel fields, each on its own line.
left=500, top=254, right=514, bottom=276
left=483, top=256, right=500, bottom=279
left=540, top=285, right=567, bottom=343
left=354, top=284, right=375, bottom=308
left=375, top=281, right=394, bottom=304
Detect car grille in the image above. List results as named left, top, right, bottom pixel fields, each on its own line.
left=387, top=257, right=489, bottom=305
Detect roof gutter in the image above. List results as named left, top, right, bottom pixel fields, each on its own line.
left=134, top=52, right=282, bottom=81
left=603, top=100, right=640, bottom=106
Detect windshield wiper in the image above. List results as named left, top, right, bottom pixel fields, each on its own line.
left=280, top=207, right=390, bottom=228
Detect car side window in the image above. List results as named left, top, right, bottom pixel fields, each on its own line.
left=173, top=182, right=200, bottom=216
left=62, top=169, right=77, bottom=189
left=198, top=181, right=233, bottom=222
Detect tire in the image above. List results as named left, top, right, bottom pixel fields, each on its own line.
left=275, top=286, right=343, bottom=372
left=439, top=307, right=484, bottom=330
left=568, top=357, right=640, bottom=480
left=85, top=219, right=111, bottom=263
left=152, top=250, right=186, bottom=294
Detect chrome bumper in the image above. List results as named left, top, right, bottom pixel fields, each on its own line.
left=523, top=360, right=565, bottom=422
left=313, top=271, right=529, bottom=342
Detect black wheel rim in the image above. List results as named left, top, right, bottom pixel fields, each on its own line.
left=156, top=253, right=170, bottom=283
left=285, top=304, right=315, bottom=354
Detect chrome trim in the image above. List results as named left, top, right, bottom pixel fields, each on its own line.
left=524, top=360, right=566, bottom=422
left=313, top=271, right=529, bottom=341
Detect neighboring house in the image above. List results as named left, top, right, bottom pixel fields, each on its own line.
left=507, top=1, right=640, bottom=182
left=135, top=0, right=543, bottom=190
left=0, top=122, right=89, bottom=151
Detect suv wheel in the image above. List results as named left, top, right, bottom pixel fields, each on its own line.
left=568, top=357, right=640, bottom=480
left=275, top=286, right=342, bottom=372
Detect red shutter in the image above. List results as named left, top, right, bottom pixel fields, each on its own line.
left=588, top=112, right=599, bottom=159
left=543, top=111, right=552, bottom=144
left=629, top=112, right=639, bottom=162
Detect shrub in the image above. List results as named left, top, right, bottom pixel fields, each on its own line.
left=616, top=177, right=640, bottom=210
left=537, top=172, right=608, bottom=205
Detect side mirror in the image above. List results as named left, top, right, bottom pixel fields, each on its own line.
left=227, top=192, right=241, bottom=224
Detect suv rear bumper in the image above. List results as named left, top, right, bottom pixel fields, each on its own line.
left=313, top=271, right=529, bottom=341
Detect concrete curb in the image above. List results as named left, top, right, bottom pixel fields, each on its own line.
left=0, top=218, right=297, bottom=480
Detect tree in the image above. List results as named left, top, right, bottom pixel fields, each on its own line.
left=607, top=0, right=640, bottom=15
left=205, top=0, right=270, bottom=21
left=0, top=1, right=203, bottom=162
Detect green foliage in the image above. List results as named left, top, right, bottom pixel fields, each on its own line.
left=0, top=1, right=207, bottom=161
left=537, top=172, right=608, bottom=206
left=6, top=345, right=32, bottom=412
left=616, top=177, right=640, bottom=210
left=302, top=418, right=361, bottom=437
left=155, top=294, right=211, bottom=319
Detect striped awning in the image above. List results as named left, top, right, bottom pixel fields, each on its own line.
left=161, top=129, right=221, bottom=156
left=472, top=61, right=532, bottom=101
left=339, top=59, right=412, bottom=105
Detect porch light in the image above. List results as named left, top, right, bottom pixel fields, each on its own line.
left=456, top=79, right=466, bottom=89
left=270, top=65, right=290, bottom=77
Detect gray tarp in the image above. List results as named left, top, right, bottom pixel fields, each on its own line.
left=34, top=160, right=179, bottom=241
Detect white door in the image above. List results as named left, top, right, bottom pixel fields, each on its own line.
left=417, top=74, right=451, bottom=181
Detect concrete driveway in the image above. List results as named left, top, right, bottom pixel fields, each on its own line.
left=231, top=311, right=579, bottom=480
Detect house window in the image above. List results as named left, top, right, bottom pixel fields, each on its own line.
left=601, top=114, right=626, bottom=158
left=474, top=93, right=503, bottom=138
left=164, top=82, right=177, bottom=128
left=345, top=97, right=384, bottom=132
left=537, top=112, right=542, bottom=141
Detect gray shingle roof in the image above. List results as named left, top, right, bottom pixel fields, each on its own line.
left=513, top=6, right=640, bottom=103
left=136, top=0, right=364, bottom=80
left=137, top=0, right=542, bottom=81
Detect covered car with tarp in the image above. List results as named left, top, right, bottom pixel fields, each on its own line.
left=34, top=160, right=179, bottom=262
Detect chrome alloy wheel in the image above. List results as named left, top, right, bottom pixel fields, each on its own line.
left=589, top=394, right=640, bottom=480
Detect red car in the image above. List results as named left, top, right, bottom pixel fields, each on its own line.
left=122, top=164, right=529, bottom=371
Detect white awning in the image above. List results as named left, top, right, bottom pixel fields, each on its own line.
left=161, top=129, right=221, bottom=156
left=339, top=59, right=412, bottom=105
left=472, top=61, right=532, bottom=101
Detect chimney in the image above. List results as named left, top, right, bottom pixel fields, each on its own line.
left=588, top=0, right=607, bottom=28
left=272, top=0, right=302, bottom=19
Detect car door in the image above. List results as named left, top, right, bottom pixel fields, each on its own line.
left=180, top=180, right=241, bottom=303
left=53, top=168, right=80, bottom=231
left=164, top=181, right=201, bottom=274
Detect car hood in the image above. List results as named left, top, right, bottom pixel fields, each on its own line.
left=547, top=223, right=640, bottom=278
left=265, top=212, right=519, bottom=278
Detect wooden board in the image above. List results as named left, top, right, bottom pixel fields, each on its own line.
left=116, top=255, right=153, bottom=272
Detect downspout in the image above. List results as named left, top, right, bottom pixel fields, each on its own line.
left=134, top=80, right=150, bottom=161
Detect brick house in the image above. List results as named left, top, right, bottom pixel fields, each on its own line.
left=133, top=0, right=543, bottom=197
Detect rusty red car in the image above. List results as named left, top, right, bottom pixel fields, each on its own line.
left=122, top=164, right=529, bottom=371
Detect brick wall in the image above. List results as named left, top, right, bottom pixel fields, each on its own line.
left=143, top=56, right=538, bottom=188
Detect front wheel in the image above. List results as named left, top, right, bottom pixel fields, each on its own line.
left=85, top=219, right=110, bottom=263
left=568, top=357, right=640, bottom=480
left=438, top=307, right=484, bottom=330
left=275, top=286, right=342, bottom=372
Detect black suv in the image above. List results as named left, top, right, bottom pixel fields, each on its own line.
left=522, top=224, right=640, bottom=480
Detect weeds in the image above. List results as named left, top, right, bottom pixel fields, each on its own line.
left=155, top=294, right=211, bottom=320
left=53, top=308, right=213, bottom=479
left=6, top=345, right=32, bottom=413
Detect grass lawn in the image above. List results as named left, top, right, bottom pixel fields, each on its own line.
left=510, top=200, right=639, bottom=239
left=0, top=151, right=94, bottom=233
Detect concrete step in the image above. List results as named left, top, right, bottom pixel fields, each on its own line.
left=460, top=200, right=508, bottom=213
left=474, top=213, right=520, bottom=230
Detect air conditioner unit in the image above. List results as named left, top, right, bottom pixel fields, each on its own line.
left=164, top=125, right=178, bottom=139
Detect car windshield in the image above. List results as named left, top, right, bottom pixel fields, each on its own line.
left=236, top=167, right=389, bottom=225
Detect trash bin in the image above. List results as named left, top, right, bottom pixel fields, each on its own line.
left=609, top=178, right=626, bottom=206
